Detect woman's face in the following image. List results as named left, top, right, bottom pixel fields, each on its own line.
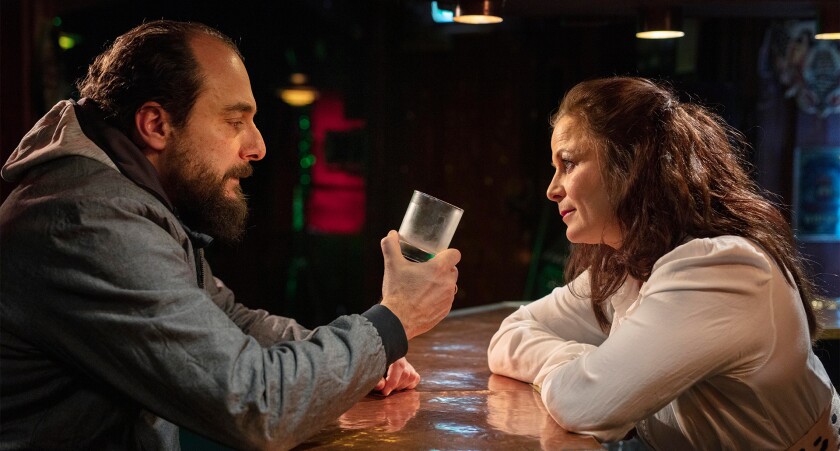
left=546, top=115, right=622, bottom=249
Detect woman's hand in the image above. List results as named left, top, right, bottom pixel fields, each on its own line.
left=374, top=357, right=420, bottom=396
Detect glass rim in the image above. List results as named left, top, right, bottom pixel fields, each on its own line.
left=412, top=190, right=464, bottom=212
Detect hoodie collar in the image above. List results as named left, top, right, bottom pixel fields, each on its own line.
left=74, top=98, right=174, bottom=212
left=74, top=98, right=213, bottom=248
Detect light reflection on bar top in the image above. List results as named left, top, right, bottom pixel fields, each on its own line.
left=430, top=344, right=476, bottom=352
left=297, top=389, right=602, bottom=450
left=417, top=370, right=489, bottom=391
left=295, top=306, right=603, bottom=450
left=434, top=422, right=483, bottom=435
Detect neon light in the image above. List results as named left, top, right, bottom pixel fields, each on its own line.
left=431, top=1, right=454, bottom=23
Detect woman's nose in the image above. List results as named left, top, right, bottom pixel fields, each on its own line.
left=546, top=174, right=564, bottom=202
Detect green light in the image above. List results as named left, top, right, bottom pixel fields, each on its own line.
left=53, top=17, right=62, bottom=27
left=300, top=154, right=316, bottom=168
left=58, top=35, right=76, bottom=50
left=292, top=186, right=304, bottom=231
left=298, top=116, right=310, bottom=130
left=300, top=174, right=311, bottom=185
left=298, top=140, right=311, bottom=152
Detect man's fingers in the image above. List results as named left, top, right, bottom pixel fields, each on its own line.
left=434, top=248, right=461, bottom=267
left=398, top=368, right=414, bottom=389
left=380, top=230, right=403, bottom=264
left=407, top=371, right=420, bottom=389
left=383, top=364, right=406, bottom=396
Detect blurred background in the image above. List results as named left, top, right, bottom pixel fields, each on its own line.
left=2, top=0, right=839, bottom=331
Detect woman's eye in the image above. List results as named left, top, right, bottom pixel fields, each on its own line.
left=562, top=159, right=575, bottom=173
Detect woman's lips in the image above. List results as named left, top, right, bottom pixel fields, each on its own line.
left=560, top=209, right=575, bottom=218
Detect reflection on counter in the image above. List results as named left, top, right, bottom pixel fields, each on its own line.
left=295, top=306, right=602, bottom=450
left=338, top=390, right=420, bottom=433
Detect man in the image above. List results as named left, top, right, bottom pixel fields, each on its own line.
left=0, top=20, right=460, bottom=450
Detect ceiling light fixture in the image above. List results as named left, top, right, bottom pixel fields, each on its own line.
left=278, top=73, right=319, bottom=107
left=454, top=0, right=504, bottom=24
left=636, top=7, right=685, bottom=39
left=816, top=2, right=840, bottom=40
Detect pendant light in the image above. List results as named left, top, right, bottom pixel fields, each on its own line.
left=636, top=6, right=685, bottom=39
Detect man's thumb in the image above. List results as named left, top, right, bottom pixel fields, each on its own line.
left=380, top=230, right=403, bottom=264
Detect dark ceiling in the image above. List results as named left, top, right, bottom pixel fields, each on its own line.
left=458, top=0, right=823, bottom=19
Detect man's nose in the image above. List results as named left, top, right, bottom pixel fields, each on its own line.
left=242, top=125, right=266, bottom=161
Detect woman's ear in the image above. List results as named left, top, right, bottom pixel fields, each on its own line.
left=133, top=102, right=171, bottom=152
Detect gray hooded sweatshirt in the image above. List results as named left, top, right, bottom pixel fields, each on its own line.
left=0, top=99, right=407, bottom=450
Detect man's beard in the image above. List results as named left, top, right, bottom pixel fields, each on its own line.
left=160, top=134, right=253, bottom=244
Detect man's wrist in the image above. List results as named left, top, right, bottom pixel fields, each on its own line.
left=361, top=304, right=408, bottom=366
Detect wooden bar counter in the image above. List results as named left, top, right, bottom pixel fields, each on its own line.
left=295, top=304, right=602, bottom=450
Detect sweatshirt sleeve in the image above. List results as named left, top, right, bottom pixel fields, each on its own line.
left=5, top=195, right=391, bottom=450
left=207, top=275, right=313, bottom=344
left=487, top=271, right=608, bottom=386
left=207, top=260, right=407, bottom=366
left=534, top=238, right=774, bottom=441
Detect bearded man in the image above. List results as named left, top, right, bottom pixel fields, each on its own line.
left=0, top=20, right=460, bottom=450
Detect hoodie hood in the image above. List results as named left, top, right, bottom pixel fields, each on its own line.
left=3, top=99, right=174, bottom=213
left=2, top=99, right=211, bottom=246
left=2, top=100, right=117, bottom=183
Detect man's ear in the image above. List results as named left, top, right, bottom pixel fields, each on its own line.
left=133, top=102, right=172, bottom=152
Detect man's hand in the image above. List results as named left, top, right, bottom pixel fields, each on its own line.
left=374, top=357, right=420, bottom=396
left=379, top=230, right=461, bottom=340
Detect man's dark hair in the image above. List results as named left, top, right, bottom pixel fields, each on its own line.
left=77, top=20, right=242, bottom=135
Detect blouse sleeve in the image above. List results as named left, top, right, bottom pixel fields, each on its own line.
left=487, top=271, right=609, bottom=385
left=537, top=237, right=775, bottom=441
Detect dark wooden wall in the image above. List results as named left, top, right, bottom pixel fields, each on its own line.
left=2, top=0, right=835, bottom=330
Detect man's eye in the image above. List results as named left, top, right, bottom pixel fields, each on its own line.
left=230, top=121, right=244, bottom=129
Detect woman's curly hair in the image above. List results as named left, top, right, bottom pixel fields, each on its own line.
left=554, top=77, right=820, bottom=339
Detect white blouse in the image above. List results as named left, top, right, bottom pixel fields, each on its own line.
left=487, top=236, right=836, bottom=450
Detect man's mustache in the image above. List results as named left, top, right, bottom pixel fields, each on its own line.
left=225, top=163, right=253, bottom=179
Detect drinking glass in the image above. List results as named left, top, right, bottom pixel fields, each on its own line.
left=398, top=190, right=463, bottom=262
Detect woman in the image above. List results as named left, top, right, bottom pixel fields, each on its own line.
left=487, top=77, right=839, bottom=450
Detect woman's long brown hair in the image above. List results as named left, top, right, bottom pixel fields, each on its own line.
left=554, top=77, right=820, bottom=339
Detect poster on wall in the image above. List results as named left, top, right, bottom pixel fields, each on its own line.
left=793, top=147, right=840, bottom=242
left=762, top=21, right=840, bottom=118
